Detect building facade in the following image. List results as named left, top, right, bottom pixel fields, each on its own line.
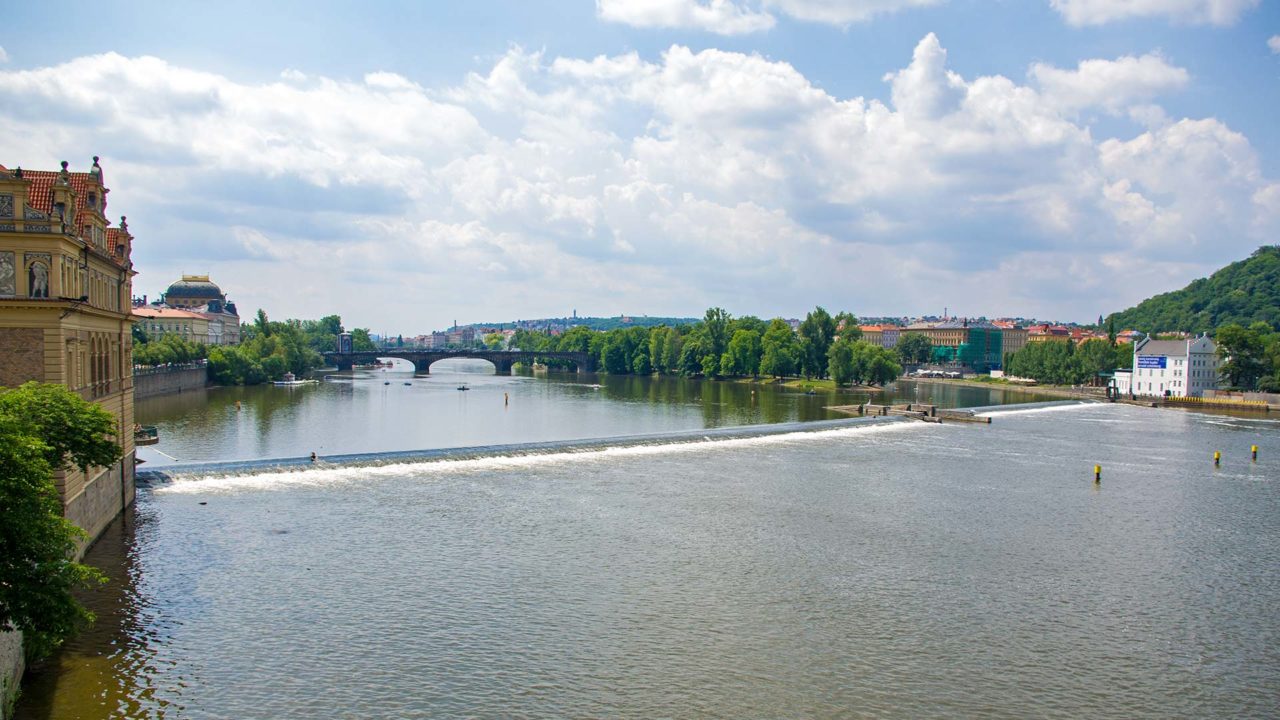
left=1120, top=335, right=1220, bottom=398
left=132, top=305, right=210, bottom=345
left=156, top=274, right=240, bottom=345
left=0, top=158, right=136, bottom=547
left=902, top=319, right=1004, bottom=371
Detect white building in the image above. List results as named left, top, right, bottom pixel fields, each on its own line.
left=1118, top=335, right=1220, bottom=398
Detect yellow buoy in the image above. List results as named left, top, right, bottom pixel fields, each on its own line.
left=1252, top=444, right=1259, bottom=461
left=1214, top=450, right=1221, bottom=467
left=1094, top=465, right=1101, bottom=483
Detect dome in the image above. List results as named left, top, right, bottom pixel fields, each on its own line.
left=165, top=274, right=224, bottom=301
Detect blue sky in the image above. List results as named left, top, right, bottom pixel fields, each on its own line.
left=2, top=1, right=1278, bottom=332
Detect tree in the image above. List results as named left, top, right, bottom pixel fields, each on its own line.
left=0, top=383, right=121, bottom=660
left=798, top=307, right=836, bottom=378
left=759, top=319, right=798, bottom=379
left=834, top=312, right=861, bottom=341
left=351, top=328, right=376, bottom=352
left=1216, top=322, right=1269, bottom=390
left=724, top=329, right=762, bottom=377
left=254, top=309, right=271, bottom=337
left=897, top=333, right=932, bottom=364
left=828, top=339, right=855, bottom=386
left=483, top=333, right=506, bottom=350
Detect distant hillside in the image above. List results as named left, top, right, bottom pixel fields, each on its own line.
left=1108, top=246, right=1280, bottom=334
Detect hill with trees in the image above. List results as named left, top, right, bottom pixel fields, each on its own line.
left=1107, top=246, right=1280, bottom=334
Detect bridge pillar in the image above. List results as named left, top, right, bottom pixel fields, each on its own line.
left=408, top=356, right=430, bottom=375
left=492, top=358, right=514, bottom=375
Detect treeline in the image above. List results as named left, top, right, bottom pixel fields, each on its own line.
left=512, top=307, right=903, bottom=386
left=134, top=312, right=376, bottom=385
left=1003, top=338, right=1129, bottom=386
left=1216, top=322, right=1280, bottom=392
left=1108, top=246, right=1280, bottom=334
left=131, top=331, right=206, bottom=366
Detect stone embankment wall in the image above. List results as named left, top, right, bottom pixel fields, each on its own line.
left=134, top=363, right=209, bottom=399
left=0, top=630, right=21, bottom=720
left=1204, top=389, right=1280, bottom=404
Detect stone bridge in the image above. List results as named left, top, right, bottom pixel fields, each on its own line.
left=322, top=349, right=596, bottom=375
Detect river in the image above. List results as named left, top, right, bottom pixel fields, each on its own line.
left=127, top=360, right=1046, bottom=466
left=13, top=366, right=1280, bottom=718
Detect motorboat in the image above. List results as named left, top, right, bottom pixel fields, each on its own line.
left=273, top=371, right=318, bottom=387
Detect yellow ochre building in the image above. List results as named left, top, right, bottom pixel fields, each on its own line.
left=0, top=157, right=137, bottom=547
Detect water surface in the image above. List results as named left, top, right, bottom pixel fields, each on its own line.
left=18, top=403, right=1280, bottom=719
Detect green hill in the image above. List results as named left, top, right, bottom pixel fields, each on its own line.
left=1108, top=246, right=1280, bottom=334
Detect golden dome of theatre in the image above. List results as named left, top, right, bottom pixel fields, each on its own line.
left=164, top=274, right=226, bottom=305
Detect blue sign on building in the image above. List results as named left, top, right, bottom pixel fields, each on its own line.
left=1137, top=355, right=1167, bottom=369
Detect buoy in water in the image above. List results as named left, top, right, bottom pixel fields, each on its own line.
left=1094, top=465, right=1101, bottom=483
left=1214, top=450, right=1221, bottom=467
left=1253, top=444, right=1259, bottom=461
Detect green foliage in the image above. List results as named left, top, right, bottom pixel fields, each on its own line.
left=759, top=319, right=798, bottom=379
left=498, top=309, right=857, bottom=383
left=1004, top=339, right=1128, bottom=385
left=723, top=329, right=762, bottom=378
left=798, top=307, right=836, bottom=378
left=208, top=310, right=328, bottom=385
left=828, top=339, right=903, bottom=386
left=1109, top=246, right=1280, bottom=334
left=350, top=328, right=376, bottom=351
left=896, top=333, right=932, bottom=364
left=1215, top=322, right=1279, bottom=391
left=132, top=333, right=206, bottom=367
left=0, top=383, right=122, bottom=471
left=0, top=384, right=119, bottom=661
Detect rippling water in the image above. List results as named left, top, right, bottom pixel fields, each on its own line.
left=130, top=360, right=1046, bottom=465
left=17, top=404, right=1280, bottom=718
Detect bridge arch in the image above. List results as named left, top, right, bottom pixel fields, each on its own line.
left=323, top=349, right=595, bottom=375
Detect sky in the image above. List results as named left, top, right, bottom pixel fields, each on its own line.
left=1, top=0, right=1278, bottom=333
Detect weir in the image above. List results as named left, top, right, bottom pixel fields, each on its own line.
left=136, top=415, right=907, bottom=483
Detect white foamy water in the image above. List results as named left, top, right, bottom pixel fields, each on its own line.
left=155, top=421, right=925, bottom=495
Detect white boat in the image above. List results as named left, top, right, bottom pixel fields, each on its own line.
left=273, top=372, right=318, bottom=387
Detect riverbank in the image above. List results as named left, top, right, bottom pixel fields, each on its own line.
left=905, top=376, right=1106, bottom=401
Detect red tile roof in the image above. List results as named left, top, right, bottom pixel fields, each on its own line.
left=11, top=161, right=130, bottom=267
left=19, top=167, right=108, bottom=223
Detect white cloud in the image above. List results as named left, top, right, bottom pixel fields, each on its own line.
left=0, top=37, right=1272, bottom=328
left=1049, top=0, right=1259, bottom=26
left=597, top=0, right=938, bottom=33
left=1269, top=35, right=1280, bottom=54
left=596, top=0, right=776, bottom=34
left=763, top=0, right=942, bottom=24
left=1031, top=53, right=1189, bottom=114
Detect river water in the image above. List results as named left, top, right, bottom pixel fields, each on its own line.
left=127, top=360, right=1046, bottom=466
left=14, top=367, right=1280, bottom=718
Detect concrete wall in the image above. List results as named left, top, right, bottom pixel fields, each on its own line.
left=133, top=364, right=208, bottom=399
left=0, top=630, right=21, bottom=720
left=64, top=454, right=135, bottom=560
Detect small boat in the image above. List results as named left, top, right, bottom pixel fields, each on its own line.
left=384, top=381, right=391, bottom=385
left=273, top=372, right=317, bottom=387
left=403, top=382, right=412, bottom=386
left=134, top=425, right=160, bottom=446
left=457, top=384, right=470, bottom=391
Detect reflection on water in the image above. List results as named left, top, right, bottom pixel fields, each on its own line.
left=16, top=404, right=1280, bottom=718
left=133, top=359, right=1045, bottom=466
